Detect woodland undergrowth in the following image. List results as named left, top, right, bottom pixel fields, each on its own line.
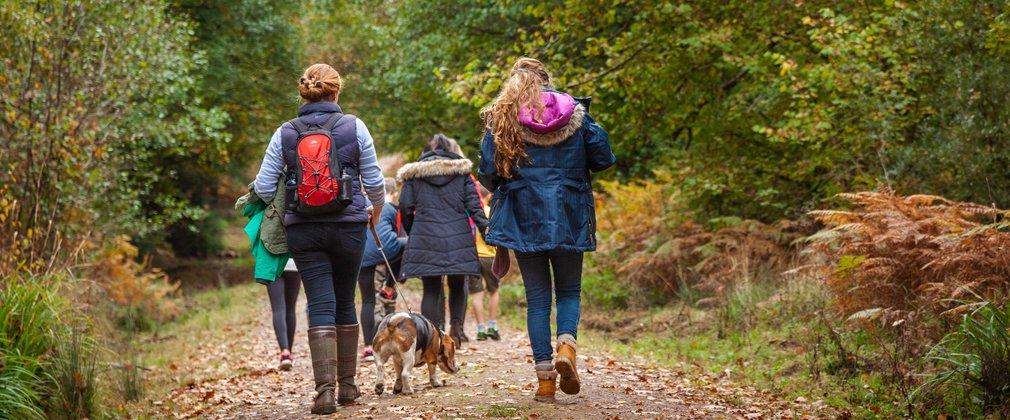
left=585, top=180, right=1010, bottom=417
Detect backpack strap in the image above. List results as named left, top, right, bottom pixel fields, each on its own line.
left=288, top=117, right=310, bottom=135
left=288, top=112, right=343, bottom=134
left=321, top=113, right=346, bottom=178
left=320, top=112, right=344, bottom=131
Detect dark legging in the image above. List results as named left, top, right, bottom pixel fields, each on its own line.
left=267, top=271, right=301, bottom=351
left=421, top=275, right=467, bottom=330
left=357, top=251, right=401, bottom=346
left=286, top=222, right=366, bottom=327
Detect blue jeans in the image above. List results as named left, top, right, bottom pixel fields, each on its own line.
left=516, top=250, right=583, bottom=362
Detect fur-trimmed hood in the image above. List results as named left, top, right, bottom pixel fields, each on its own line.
left=518, top=91, right=586, bottom=147
left=396, top=151, right=473, bottom=186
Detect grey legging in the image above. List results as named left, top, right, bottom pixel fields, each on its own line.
left=267, top=271, right=301, bottom=351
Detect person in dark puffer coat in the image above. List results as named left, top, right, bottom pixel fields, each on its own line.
left=397, top=134, right=489, bottom=348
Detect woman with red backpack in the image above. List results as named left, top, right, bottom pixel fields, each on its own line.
left=253, top=64, right=385, bottom=414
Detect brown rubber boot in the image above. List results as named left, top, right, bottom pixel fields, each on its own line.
left=534, top=364, right=557, bottom=402
left=307, top=326, right=337, bottom=415
left=555, top=334, right=580, bottom=395
left=448, top=319, right=464, bottom=349
left=335, top=324, right=361, bottom=405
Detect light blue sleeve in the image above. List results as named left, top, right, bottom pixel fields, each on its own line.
left=356, top=118, right=386, bottom=209
left=253, top=127, right=285, bottom=202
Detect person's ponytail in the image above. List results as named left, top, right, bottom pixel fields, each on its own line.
left=480, top=58, right=551, bottom=179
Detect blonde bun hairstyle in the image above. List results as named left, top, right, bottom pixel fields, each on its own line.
left=298, top=64, right=343, bottom=102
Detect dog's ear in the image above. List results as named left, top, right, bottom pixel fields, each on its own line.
left=439, top=334, right=459, bottom=373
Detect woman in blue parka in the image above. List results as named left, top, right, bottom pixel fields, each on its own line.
left=478, top=57, right=615, bottom=403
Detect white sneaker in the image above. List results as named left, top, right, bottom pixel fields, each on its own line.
left=361, top=348, right=375, bottom=362
left=279, top=354, right=293, bottom=371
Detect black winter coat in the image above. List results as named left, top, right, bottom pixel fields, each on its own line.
left=397, top=151, right=489, bottom=279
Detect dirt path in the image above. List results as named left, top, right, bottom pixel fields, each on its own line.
left=154, top=292, right=827, bottom=419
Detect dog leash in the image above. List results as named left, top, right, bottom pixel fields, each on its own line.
left=369, top=221, right=415, bottom=314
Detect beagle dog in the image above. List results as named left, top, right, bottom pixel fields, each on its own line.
left=373, top=312, right=459, bottom=395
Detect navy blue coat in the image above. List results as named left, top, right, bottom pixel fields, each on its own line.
left=478, top=94, right=615, bottom=253
left=361, top=204, right=401, bottom=267
left=397, top=151, right=490, bottom=279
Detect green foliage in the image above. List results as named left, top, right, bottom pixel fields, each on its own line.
left=578, top=278, right=918, bottom=418
left=117, top=361, right=146, bottom=403
left=0, top=273, right=100, bottom=419
left=919, top=301, right=1010, bottom=417
left=165, top=211, right=228, bottom=258
left=0, top=277, right=61, bottom=419
left=153, top=0, right=304, bottom=256
left=0, top=0, right=230, bottom=267
left=886, top=1, right=1010, bottom=207
left=316, top=0, right=1005, bottom=222
left=46, top=329, right=99, bottom=419
left=302, top=0, right=534, bottom=157
left=171, top=0, right=302, bottom=164
left=0, top=361, right=43, bottom=420
left=581, top=268, right=632, bottom=309
left=496, top=282, right=526, bottom=313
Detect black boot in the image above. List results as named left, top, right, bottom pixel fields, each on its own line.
left=448, top=319, right=464, bottom=349
left=307, top=326, right=337, bottom=415
left=335, top=324, right=362, bottom=405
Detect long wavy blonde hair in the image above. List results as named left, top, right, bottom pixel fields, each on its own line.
left=480, top=57, right=551, bottom=179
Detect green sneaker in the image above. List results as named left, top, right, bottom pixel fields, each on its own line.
left=487, top=327, right=501, bottom=341
left=477, top=331, right=488, bottom=341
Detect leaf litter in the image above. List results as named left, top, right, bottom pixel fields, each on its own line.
left=149, top=295, right=831, bottom=419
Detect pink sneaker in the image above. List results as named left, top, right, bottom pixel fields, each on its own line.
left=361, top=347, right=374, bottom=362
left=279, top=353, right=293, bottom=371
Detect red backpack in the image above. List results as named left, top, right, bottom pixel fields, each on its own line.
left=288, top=113, right=353, bottom=215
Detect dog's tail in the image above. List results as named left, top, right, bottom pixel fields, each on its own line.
left=386, top=312, right=409, bottom=333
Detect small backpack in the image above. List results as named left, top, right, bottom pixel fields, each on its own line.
left=287, top=113, right=354, bottom=215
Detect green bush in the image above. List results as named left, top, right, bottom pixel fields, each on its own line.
left=919, top=301, right=1010, bottom=417
left=497, top=283, right=526, bottom=313
left=0, top=276, right=62, bottom=419
left=117, top=361, right=146, bottom=403
left=114, top=305, right=157, bottom=333
left=0, top=361, right=43, bottom=420
left=582, top=268, right=633, bottom=309
left=46, top=330, right=99, bottom=419
left=167, top=212, right=228, bottom=258
left=0, top=274, right=100, bottom=419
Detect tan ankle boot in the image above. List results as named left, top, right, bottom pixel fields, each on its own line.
left=534, top=368, right=557, bottom=402
left=307, top=326, right=337, bottom=415
left=335, top=324, right=361, bottom=405
left=555, top=335, right=580, bottom=395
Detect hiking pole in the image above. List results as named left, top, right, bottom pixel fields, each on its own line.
left=368, top=217, right=414, bottom=314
